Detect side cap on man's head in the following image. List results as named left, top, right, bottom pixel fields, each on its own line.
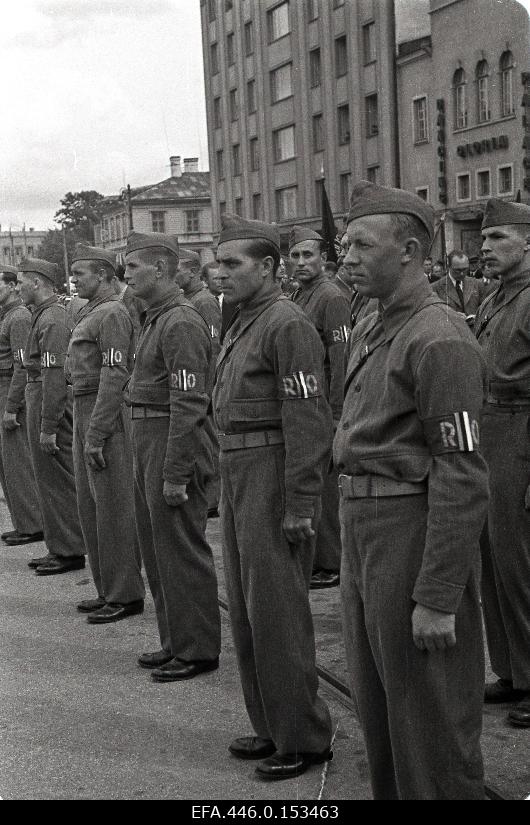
left=125, top=231, right=180, bottom=257
left=347, top=181, right=435, bottom=240
left=72, top=244, right=117, bottom=270
left=0, top=265, right=18, bottom=277
left=288, top=225, right=323, bottom=251
left=481, top=198, right=530, bottom=230
left=218, top=214, right=280, bottom=251
left=18, top=258, right=59, bottom=285
left=179, top=248, right=201, bottom=266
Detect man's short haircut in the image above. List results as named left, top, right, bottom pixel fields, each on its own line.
left=324, top=261, right=338, bottom=275
left=201, top=260, right=219, bottom=280
left=87, top=259, right=117, bottom=282
left=137, top=246, right=179, bottom=278
left=242, top=239, right=281, bottom=276
left=390, top=214, right=431, bottom=258
left=448, top=249, right=468, bottom=266
left=424, top=256, right=432, bottom=263
left=0, top=271, right=17, bottom=286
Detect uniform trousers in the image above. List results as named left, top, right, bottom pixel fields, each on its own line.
left=132, top=418, right=221, bottom=661
left=340, top=494, right=484, bottom=800
left=313, top=457, right=341, bottom=572
left=0, top=377, right=42, bottom=534
left=220, top=443, right=332, bottom=755
left=203, top=414, right=220, bottom=512
left=480, top=406, right=530, bottom=690
left=72, top=394, right=144, bottom=605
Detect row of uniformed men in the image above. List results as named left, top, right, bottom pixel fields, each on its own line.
left=0, top=181, right=528, bottom=797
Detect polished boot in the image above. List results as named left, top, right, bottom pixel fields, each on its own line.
left=507, top=696, right=530, bottom=728
left=229, top=736, right=276, bottom=760
left=138, top=650, right=173, bottom=670
left=5, top=531, right=44, bottom=546
left=151, top=657, right=219, bottom=682
left=255, top=750, right=333, bottom=781
left=77, top=598, right=106, bottom=614
left=86, top=601, right=144, bottom=624
left=28, top=553, right=54, bottom=569
left=35, top=556, right=85, bottom=576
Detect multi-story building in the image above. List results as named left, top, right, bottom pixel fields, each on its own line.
left=1, top=228, right=47, bottom=267
left=397, top=0, right=529, bottom=258
left=200, top=0, right=399, bottom=242
left=94, top=156, right=214, bottom=262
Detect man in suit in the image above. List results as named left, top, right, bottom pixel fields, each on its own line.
left=201, top=260, right=236, bottom=342
left=433, top=250, right=484, bottom=325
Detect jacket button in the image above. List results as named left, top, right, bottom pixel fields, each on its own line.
left=354, top=384, right=361, bottom=392
left=342, top=422, right=350, bottom=430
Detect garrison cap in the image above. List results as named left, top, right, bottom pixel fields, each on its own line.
left=72, top=243, right=117, bottom=269
left=18, top=257, right=59, bottom=285
left=481, top=198, right=530, bottom=230
left=347, top=181, right=435, bottom=240
left=0, top=265, right=18, bottom=277
left=125, top=231, right=180, bottom=257
left=218, top=214, right=280, bottom=250
left=179, top=248, right=201, bottom=266
left=288, top=225, right=323, bottom=251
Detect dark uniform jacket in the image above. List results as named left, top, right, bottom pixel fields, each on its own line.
left=433, top=275, right=485, bottom=318
left=333, top=279, right=489, bottom=615
left=0, top=299, right=32, bottom=414
left=292, top=276, right=351, bottom=421
left=330, top=273, right=353, bottom=302
left=212, top=289, right=333, bottom=518
left=350, top=292, right=378, bottom=329
left=126, top=292, right=213, bottom=487
left=185, top=282, right=222, bottom=358
left=65, top=292, right=134, bottom=447
left=23, top=297, right=71, bottom=436
left=475, top=270, right=530, bottom=403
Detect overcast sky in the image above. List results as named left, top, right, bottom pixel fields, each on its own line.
left=1, top=0, right=528, bottom=231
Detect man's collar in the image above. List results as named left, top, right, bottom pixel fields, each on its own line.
left=500, top=267, right=530, bottom=301
left=239, top=285, right=282, bottom=321
left=380, top=278, right=436, bottom=340
left=0, top=296, right=22, bottom=320
left=298, top=273, right=328, bottom=296
left=144, top=289, right=185, bottom=324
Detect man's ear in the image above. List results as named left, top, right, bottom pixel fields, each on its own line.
left=320, top=250, right=328, bottom=263
left=401, top=237, right=422, bottom=265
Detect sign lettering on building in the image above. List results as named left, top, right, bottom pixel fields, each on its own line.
left=436, top=99, right=448, bottom=205
left=456, top=136, right=509, bottom=158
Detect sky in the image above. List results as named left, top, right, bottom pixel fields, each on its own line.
left=0, top=0, right=529, bottom=231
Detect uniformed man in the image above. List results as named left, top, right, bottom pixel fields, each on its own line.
left=476, top=198, right=530, bottom=728
left=124, top=231, right=221, bottom=681
left=0, top=266, right=42, bottom=545
left=66, top=244, right=145, bottom=622
left=335, top=182, right=489, bottom=800
left=17, top=258, right=86, bottom=574
left=112, top=263, right=145, bottom=346
left=433, top=250, right=485, bottom=325
left=214, top=214, right=333, bottom=781
left=290, top=227, right=351, bottom=589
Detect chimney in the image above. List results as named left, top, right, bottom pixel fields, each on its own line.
left=183, top=157, right=199, bottom=173
left=170, top=156, right=182, bottom=178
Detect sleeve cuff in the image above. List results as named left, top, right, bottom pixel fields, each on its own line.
left=285, top=495, right=316, bottom=518
left=41, top=419, right=59, bottom=436
left=413, top=575, right=465, bottom=614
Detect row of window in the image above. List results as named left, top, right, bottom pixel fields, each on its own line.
left=415, top=164, right=515, bottom=204
left=101, top=214, right=129, bottom=242
left=452, top=52, right=515, bottom=131
left=100, top=210, right=202, bottom=240
left=2, top=246, right=36, bottom=263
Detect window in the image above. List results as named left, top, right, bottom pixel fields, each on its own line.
left=270, top=63, right=292, bottom=102
left=416, top=187, right=429, bottom=202
left=413, top=96, right=428, bottom=143
left=220, top=201, right=227, bottom=217
left=335, top=36, right=347, bottom=77
left=340, top=173, right=351, bottom=211
left=338, top=104, right=350, bottom=144
left=216, top=149, right=225, bottom=180
left=227, top=32, right=235, bottom=66
left=247, top=79, right=256, bottom=114
left=252, top=193, right=262, bottom=220
left=309, top=48, right=321, bottom=88
left=151, top=211, right=166, bottom=233
left=268, top=2, right=290, bottom=42
left=210, top=43, right=219, bottom=75
left=15, top=246, right=22, bottom=260
left=244, top=21, right=254, bottom=55
left=27, top=246, right=34, bottom=256
left=476, top=60, right=490, bottom=123
left=186, top=210, right=200, bottom=233
left=367, top=165, right=379, bottom=184
left=306, top=0, right=318, bottom=21
left=366, top=94, right=379, bottom=137
left=453, top=68, right=467, bottom=129
left=498, top=164, right=514, bottom=196
left=213, top=97, right=222, bottom=129
left=229, top=88, right=239, bottom=121
left=312, top=114, right=323, bottom=152
left=250, top=137, right=260, bottom=171
left=208, top=0, right=216, bottom=23
left=500, top=51, right=515, bottom=117
left=315, top=178, right=324, bottom=211
left=232, top=144, right=241, bottom=176
left=3, top=248, right=11, bottom=262
left=456, top=173, right=471, bottom=202
left=362, top=21, right=376, bottom=64
left=276, top=186, right=297, bottom=220
left=476, top=169, right=491, bottom=198
left=234, top=198, right=243, bottom=217
left=273, top=125, right=296, bottom=162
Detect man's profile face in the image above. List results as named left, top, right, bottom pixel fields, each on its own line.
left=0, top=277, right=14, bottom=305
left=176, top=261, right=195, bottom=291
left=481, top=225, right=529, bottom=278
left=450, top=256, right=469, bottom=282
left=432, top=263, right=444, bottom=279
left=216, top=240, right=268, bottom=305
left=205, top=267, right=222, bottom=296
left=423, top=258, right=432, bottom=275
left=343, top=214, right=404, bottom=302
left=16, top=271, right=35, bottom=306
left=70, top=261, right=102, bottom=300
left=124, top=251, right=159, bottom=302
left=289, top=240, right=324, bottom=285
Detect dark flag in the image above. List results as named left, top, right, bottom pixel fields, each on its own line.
left=319, top=179, right=338, bottom=264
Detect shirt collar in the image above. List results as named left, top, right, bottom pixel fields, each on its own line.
left=144, top=290, right=186, bottom=324
left=239, top=285, right=282, bottom=323
left=380, top=278, right=438, bottom=340
left=32, top=295, right=59, bottom=321
left=501, top=267, right=530, bottom=301
left=297, top=273, right=328, bottom=299
left=0, top=296, right=22, bottom=321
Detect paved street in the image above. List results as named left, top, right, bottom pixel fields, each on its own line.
left=0, top=500, right=527, bottom=800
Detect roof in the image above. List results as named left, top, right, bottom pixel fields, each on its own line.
left=132, top=172, right=211, bottom=203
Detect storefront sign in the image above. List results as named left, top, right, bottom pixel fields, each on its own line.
left=457, top=135, right=509, bottom=158
left=436, top=99, right=448, bottom=205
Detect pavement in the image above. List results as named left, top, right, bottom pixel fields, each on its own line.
left=0, top=503, right=528, bottom=800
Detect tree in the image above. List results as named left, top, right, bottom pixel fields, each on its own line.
left=37, top=227, right=83, bottom=291
left=54, top=190, right=105, bottom=242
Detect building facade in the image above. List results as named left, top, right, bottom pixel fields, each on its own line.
left=94, top=157, right=214, bottom=262
left=200, top=0, right=399, bottom=241
left=1, top=229, right=47, bottom=267
left=397, top=0, right=529, bottom=258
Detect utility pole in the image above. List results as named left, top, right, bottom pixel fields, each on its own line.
left=62, top=225, right=70, bottom=295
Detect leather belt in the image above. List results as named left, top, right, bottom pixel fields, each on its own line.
left=218, top=430, right=284, bottom=452
left=338, top=474, right=427, bottom=499
left=130, top=406, right=170, bottom=420
left=487, top=396, right=530, bottom=409
left=26, top=376, right=42, bottom=383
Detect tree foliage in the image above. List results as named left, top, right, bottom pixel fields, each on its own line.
left=54, top=190, right=105, bottom=240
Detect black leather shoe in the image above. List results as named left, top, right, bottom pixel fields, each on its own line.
left=256, top=750, right=333, bottom=781
left=2, top=529, right=19, bottom=541
left=138, top=650, right=174, bottom=670
left=484, top=679, right=528, bottom=704
left=229, top=736, right=276, bottom=760
left=35, top=556, right=85, bottom=576
left=507, top=697, right=530, bottom=728
left=28, top=553, right=54, bottom=569
left=77, top=598, right=106, bottom=614
left=5, top=531, right=44, bottom=546
left=86, top=601, right=144, bottom=624
left=151, top=657, right=219, bottom=682
left=310, top=570, right=340, bottom=590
